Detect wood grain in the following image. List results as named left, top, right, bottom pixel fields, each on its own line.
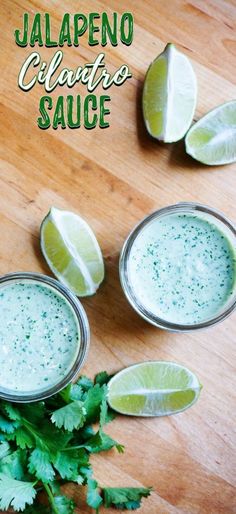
left=0, top=1, right=236, bottom=512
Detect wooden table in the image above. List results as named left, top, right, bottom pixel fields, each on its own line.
left=1, top=1, right=236, bottom=512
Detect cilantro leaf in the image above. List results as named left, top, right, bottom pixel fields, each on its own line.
left=53, top=495, right=75, bottom=514
left=0, top=441, right=11, bottom=459
left=25, top=422, right=71, bottom=455
left=54, top=447, right=90, bottom=483
left=59, top=383, right=83, bottom=403
left=28, top=448, right=55, bottom=483
left=19, top=403, right=46, bottom=424
left=6, top=426, right=34, bottom=449
left=87, top=479, right=103, bottom=510
left=50, top=480, right=61, bottom=495
left=0, top=413, right=19, bottom=434
left=42, top=424, right=72, bottom=453
left=95, top=371, right=112, bottom=386
left=77, top=424, right=95, bottom=442
left=53, top=450, right=83, bottom=482
left=84, top=430, right=124, bottom=454
left=0, top=472, right=37, bottom=511
left=83, top=384, right=106, bottom=424
left=103, top=487, right=152, bottom=510
left=99, top=396, right=108, bottom=429
left=5, top=407, right=70, bottom=454
left=0, top=449, right=27, bottom=480
left=53, top=451, right=77, bottom=480
left=79, top=464, right=93, bottom=482
left=2, top=402, right=21, bottom=421
left=77, top=376, right=93, bottom=392
left=99, top=394, right=115, bottom=427
left=51, top=401, right=86, bottom=432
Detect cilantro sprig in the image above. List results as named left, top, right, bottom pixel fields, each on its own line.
left=0, top=372, right=151, bottom=512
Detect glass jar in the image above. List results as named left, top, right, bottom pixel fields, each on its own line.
left=0, top=272, right=90, bottom=402
left=120, top=202, right=236, bottom=332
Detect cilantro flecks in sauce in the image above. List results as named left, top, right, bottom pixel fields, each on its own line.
left=128, top=213, right=236, bottom=325
left=0, top=281, right=80, bottom=394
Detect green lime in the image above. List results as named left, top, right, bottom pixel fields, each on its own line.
left=185, top=100, right=236, bottom=165
left=107, top=361, right=202, bottom=417
left=40, top=207, right=105, bottom=297
left=142, top=43, right=197, bottom=142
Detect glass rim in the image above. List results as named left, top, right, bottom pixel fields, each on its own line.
left=0, top=271, right=90, bottom=402
left=119, top=202, right=236, bottom=332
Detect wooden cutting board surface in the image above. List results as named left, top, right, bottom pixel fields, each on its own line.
left=0, top=1, right=236, bottom=512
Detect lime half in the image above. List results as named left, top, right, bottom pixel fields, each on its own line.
left=143, top=43, right=197, bottom=142
left=185, top=100, right=236, bottom=165
left=108, top=361, right=202, bottom=417
left=40, top=207, right=105, bottom=297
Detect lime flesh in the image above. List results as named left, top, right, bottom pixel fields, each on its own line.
left=40, top=207, right=105, bottom=297
left=185, top=100, right=236, bottom=165
left=108, top=361, right=202, bottom=417
left=143, top=43, right=197, bottom=142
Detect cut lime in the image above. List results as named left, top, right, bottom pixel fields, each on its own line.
left=108, top=361, right=202, bottom=417
left=40, top=207, right=105, bottom=297
left=185, top=100, right=236, bottom=165
left=142, top=43, right=197, bottom=142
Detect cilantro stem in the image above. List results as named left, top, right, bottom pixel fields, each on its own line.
left=62, top=445, right=84, bottom=451
left=43, top=483, right=60, bottom=514
left=22, top=420, right=39, bottom=438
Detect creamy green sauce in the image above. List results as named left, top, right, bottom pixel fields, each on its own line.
left=128, top=213, right=236, bottom=324
left=0, top=281, right=80, bottom=394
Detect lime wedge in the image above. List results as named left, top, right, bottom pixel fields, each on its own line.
left=108, top=361, right=202, bottom=417
left=185, top=100, right=236, bottom=165
left=142, top=43, right=197, bottom=142
left=40, top=207, right=105, bottom=297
